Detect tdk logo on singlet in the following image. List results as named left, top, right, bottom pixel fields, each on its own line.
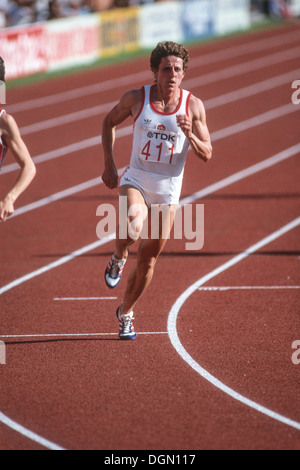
left=147, top=130, right=176, bottom=142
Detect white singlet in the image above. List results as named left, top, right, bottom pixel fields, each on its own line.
left=120, top=85, right=192, bottom=206
left=0, top=109, right=8, bottom=171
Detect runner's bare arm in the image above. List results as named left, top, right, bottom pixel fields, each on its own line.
left=0, top=113, right=36, bottom=222
left=102, top=89, right=142, bottom=189
left=176, top=95, right=212, bottom=163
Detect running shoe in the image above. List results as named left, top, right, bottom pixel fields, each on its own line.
left=105, top=254, right=127, bottom=289
left=116, top=307, right=137, bottom=340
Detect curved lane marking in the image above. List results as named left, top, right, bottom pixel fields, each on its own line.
left=167, top=216, right=300, bottom=431
left=1, top=149, right=299, bottom=449
left=0, top=412, right=65, bottom=450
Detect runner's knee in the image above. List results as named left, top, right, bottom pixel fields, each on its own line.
left=136, top=251, right=157, bottom=275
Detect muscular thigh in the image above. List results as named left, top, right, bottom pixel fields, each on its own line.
left=118, top=186, right=176, bottom=248
left=148, top=204, right=177, bottom=241
left=137, top=204, right=176, bottom=262
left=118, top=185, right=148, bottom=242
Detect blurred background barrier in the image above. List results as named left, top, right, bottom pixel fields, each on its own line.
left=99, top=6, right=140, bottom=58
left=0, top=0, right=299, bottom=80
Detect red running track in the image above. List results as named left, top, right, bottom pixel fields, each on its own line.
left=0, top=22, right=300, bottom=450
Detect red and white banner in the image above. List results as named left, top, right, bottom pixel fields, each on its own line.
left=3, top=1, right=298, bottom=81
left=0, top=24, right=48, bottom=79
left=46, top=16, right=100, bottom=71
left=0, top=15, right=100, bottom=80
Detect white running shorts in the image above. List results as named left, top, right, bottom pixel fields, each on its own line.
left=119, top=166, right=183, bottom=207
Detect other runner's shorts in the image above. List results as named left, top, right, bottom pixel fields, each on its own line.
left=119, top=166, right=183, bottom=207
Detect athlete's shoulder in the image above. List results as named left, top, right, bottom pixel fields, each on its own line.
left=0, top=111, right=20, bottom=140
left=121, top=88, right=144, bottom=106
left=188, top=93, right=204, bottom=107
left=187, top=93, right=206, bottom=119
left=119, top=88, right=145, bottom=119
left=0, top=111, right=16, bottom=128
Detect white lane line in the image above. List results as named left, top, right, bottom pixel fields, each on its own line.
left=210, top=103, right=297, bottom=142
left=3, top=220, right=299, bottom=450
left=1, top=142, right=299, bottom=296
left=8, top=29, right=300, bottom=114
left=2, top=66, right=299, bottom=175
left=1, top=231, right=299, bottom=450
left=2, top=29, right=299, bottom=452
left=1, top=127, right=130, bottom=175
left=0, top=331, right=167, bottom=339
left=198, top=286, right=300, bottom=291
left=167, top=216, right=300, bottom=431
left=13, top=67, right=298, bottom=138
left=0, top=136, right=102, bottom=175
left=204, top=69, right=300, bottom=109
left=179, top=142, right=300, bottom=205
left=7, top=70, right=151, bottom=113
left=19, top=101, right=117, bottom=136
left=184, top=45, right=300, bottom=91
left=14, top=56, right=299, bottom=137
left=9, top=165, right=126, bottom=218
left=190, top=29, right=300, bottom=68
left=0, top=233, right=115, bottom=295
left=2, top=61, right=299, bottom=175
left=0, top=412, right=66, bottom=450
left=8, top=105, right=300, bottom=220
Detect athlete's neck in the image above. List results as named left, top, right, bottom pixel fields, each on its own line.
left=151, top=84, right=181, bottom=113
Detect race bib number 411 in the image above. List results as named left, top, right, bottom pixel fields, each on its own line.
left=139, top=128, right=181, bottom=165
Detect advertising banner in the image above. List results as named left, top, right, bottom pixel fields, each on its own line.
left=182, top=0, right=214, bottom=41
left=46, top=15, right=100, bottom=71
left=0, top=24, right=48, bottom=79
left=0, top=0, right=254, bottom=80
left=139, top=2, right=183, bottom=49
left=99, top=7, right=140, bottom=58
left=213, top=0, right=251, bottom=35
left=290, top=0, right=300, bottom=15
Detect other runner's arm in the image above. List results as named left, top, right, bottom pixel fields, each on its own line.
left=102, top=89, right=142, bottom=190
left=176, top=95, right=212, bottom=163
left=0, top=113, right=36, bottom=222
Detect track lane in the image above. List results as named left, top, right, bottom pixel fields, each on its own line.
left=7, top=24, right=300, bottom=113
left=1, top=195, right=299, bottom=449
left=0, top=134, right=299, bottom=288
left=0, top=141, right=299, bottom=449
left=1, top=22, right=299, bottom=450
left=168, top=217, right=300, bottom=429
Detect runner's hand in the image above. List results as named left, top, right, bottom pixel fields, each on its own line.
left=102, top=165, right=118, bottom=189
left=0, top=197, right=14, bottom=222
left=176, top=114, right=192, bottom=137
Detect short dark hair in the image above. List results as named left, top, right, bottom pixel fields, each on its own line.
left=150, top=41, right=189, bottom=72
left=0, top=57, right=5, bottom=82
